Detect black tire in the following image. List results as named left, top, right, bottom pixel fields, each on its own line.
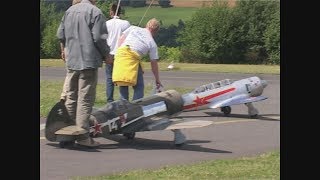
left=221, top=106, right=231, bottom=116
left=123, top=132, right=135, bottom=140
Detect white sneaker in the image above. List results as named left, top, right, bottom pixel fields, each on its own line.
left=172, top=129, right=186, bottom=145
left=76, top=137, right=100, bottom=147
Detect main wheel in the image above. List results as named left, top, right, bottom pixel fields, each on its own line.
left=123, top=132, right=135, bottom=140
left=221, top=106, right=231, bottom=116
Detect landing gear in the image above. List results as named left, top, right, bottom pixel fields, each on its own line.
left=221, top=106, right=231, bottom=116
left=59, top=141, right=75, bottom=148
left=123, top=132, right=135, bottom=140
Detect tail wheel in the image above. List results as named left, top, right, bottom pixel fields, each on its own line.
left=123, top=132, right=135, bottom=140
left=221, top=106, right=231, bottom=116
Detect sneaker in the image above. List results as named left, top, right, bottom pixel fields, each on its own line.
left=172, top=129, right=186, bottom=146
left=76, top=137, right=100, bottom=147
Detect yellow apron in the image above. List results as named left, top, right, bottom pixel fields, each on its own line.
left=112, top=46, right=142, bottom=86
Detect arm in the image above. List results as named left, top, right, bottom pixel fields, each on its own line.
left=150, top=60, right=162, bottom=88
left=91, top=14, right=110, bottom=59
left=59, top=42, right=65, bottom=62
left=117, top=33, right=126, bottom=47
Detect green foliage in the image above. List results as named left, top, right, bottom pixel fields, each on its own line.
left=264, top=6, right=280, bottom=65
left=179, top=2, right=239, bottom=63
left=158, top=46, right=182, bottom=62
left=178, top=0, right=280, bottom=64
left=233, top=0, right=280, bottom=64
left=40, top=0, right=59, bottom=57
left=41, top=18, right=62, bottom=58
left=154, top=20, right=185, bottom=47
left=96, top=0, right=113, bottom=18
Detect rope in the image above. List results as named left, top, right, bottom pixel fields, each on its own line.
left=115, top=0, right=122, bottom=17
left=138, top=0, right=155, bottom=27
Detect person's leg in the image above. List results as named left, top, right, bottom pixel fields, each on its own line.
left=105, top=63, right=114, bottom=103
left=132, top=65, right=144, bottom=101
left=119, top=86, right=129, bottom=100
left=64, top=69, right=80, bottom=122
left=76, top=68, right=100, bottom=146
left=76, top=68, right=98, bottom=131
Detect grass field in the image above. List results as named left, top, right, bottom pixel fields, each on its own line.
left=123, top=6, right=198, bottom=27
left=72, top=150, right=279, bottom=179
left=40, top=59, right=280, bottom=74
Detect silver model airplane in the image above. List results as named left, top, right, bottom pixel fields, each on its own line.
left=182, top=76, right=268, bottom=118
left=45, top=76, right=267, bottom=148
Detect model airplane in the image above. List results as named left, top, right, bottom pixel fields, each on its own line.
left=182, top=76, right=268, bottom=118
left=45, top=76, right=267, bottom=148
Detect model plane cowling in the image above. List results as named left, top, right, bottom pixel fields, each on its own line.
left=181, top=76, right=268, bottom=117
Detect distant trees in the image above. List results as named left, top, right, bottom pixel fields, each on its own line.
left=178, top=0, right=280, bottom=64
left=40, top=0, right=280, bottom=64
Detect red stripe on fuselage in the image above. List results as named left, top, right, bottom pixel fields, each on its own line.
left=183, top=87, right=236, bottom=110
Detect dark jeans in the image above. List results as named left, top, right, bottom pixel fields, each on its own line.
left=105, top=63, right=114, bottom=103
left=119, top=65, right=144, bottom=101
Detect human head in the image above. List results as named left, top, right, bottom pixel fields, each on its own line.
left=146, top=18, right=160, bottom=36
left=110, top=3, right=121, bottom=17
left=72, top=0, right=81, bottom=5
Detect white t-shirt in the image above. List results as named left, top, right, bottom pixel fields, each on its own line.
left=106, top=16, right=130, bottom=55
left=122, top=26, right=159, bottom=60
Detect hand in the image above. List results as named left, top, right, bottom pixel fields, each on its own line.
left=155, top=80, right=162, bottom=89
left=105, top=55, right=113, bottom=64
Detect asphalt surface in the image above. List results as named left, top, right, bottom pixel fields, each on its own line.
left=40, top=67, right=280, bottom=180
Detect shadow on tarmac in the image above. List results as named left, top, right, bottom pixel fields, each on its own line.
left=46, top=135, right=232, bottom=154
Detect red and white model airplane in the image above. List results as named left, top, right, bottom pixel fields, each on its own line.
left=181, top=76, right=268, bottom=118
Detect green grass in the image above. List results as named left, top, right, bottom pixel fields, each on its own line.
left=40, top=59, right=280, bottom=74
left=123, top=7, right=198, bottom=27
left=40, top=80, right=192, bottom=117
left=72, top=150, right=280, bottom=180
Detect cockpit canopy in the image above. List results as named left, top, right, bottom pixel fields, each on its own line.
left=192, top=79, right=232, bottom=94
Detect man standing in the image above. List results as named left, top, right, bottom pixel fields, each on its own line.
left=112, top=18, right=186, bottom=145
left=105, top=3, right=130, bottom=103
left=113, top=18, right=162, bottom=101
left=57, top=0, right=110, bottom=147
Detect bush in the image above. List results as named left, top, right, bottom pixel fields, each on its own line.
left=41, top=19, right=61, bottom=58
left=158, top=46, right=182, bottom=62
left=264, top=6, right=280, bottom=64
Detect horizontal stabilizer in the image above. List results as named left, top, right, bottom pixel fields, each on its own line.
left=164, top=120, right=213, bottom=130
left=210, top=95, right=268, bottom=109
left=55, top=125, right=88, bottom=135
left=147, top=118, right=213, bottom=131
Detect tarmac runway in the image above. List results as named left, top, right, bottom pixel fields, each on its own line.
left=40, top=67, right=280, bottom=180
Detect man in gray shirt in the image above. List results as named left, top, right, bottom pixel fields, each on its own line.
left=57, top=0, right=109, bottom=147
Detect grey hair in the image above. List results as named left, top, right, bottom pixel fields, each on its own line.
left=146, top=18, right=160, bottom=31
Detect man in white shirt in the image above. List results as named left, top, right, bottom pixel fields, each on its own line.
left=112, top=18, right=186, bottom=146
left=105, top=3, right=131, bottom=103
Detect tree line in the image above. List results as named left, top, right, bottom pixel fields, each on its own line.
left=40, top=0, right=280, bottom=65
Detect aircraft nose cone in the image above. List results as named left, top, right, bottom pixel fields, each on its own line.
left=261, top=80, right=268, bottom=88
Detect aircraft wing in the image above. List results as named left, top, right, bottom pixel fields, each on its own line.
left=209, top=95, right=268, bottom=109
left=145, top=117, right=213, bottom=131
